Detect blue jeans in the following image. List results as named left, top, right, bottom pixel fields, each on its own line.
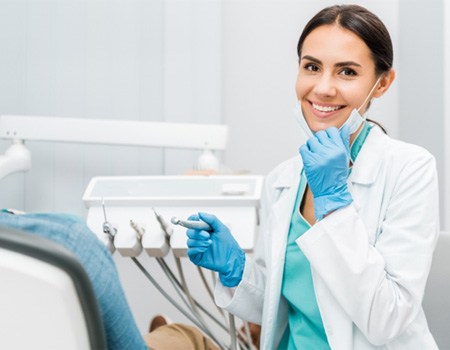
left=0, top=212, right=148, bottom=350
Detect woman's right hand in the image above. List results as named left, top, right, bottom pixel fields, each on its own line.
left=186, top=212, right=245, bottom=287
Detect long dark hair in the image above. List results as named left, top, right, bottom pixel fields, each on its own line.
left=297, top=5, right=393, bottom=133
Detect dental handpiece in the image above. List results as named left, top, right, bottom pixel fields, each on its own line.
left=171, top=217, right=212, bottom=231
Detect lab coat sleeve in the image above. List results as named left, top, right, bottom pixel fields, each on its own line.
left=215, top=254, right=266, bottom=323
left=296, top=150, right=439, bottom=346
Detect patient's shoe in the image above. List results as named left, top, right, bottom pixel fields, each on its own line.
left=149, top=314, right=171, bottom=332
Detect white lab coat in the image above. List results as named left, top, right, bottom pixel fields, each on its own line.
left=215, top=126, right=440, bottom=349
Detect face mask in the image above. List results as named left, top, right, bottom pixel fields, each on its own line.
left=293, top=100, right=314, bottom=141
left=339, top=76, right=382, bottom=134
left=294, top=76, right=382, bottom=141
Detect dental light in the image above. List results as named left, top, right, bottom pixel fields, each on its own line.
left=0, top=139, right=31, bottom=180
left=0, top=115, right=228, bottom=180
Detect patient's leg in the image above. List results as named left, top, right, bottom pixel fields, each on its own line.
left=144, top=323, right=220, bottom=350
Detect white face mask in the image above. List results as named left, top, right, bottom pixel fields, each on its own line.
left=294, top=76, right=382, bottom=142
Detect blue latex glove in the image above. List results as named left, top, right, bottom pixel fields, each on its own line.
left=186, top=212, right=245, bottom=287
left=299, top=125, right=353, bottom=220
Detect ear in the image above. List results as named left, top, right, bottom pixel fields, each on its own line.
left=372, top=69, right=396, bottom=98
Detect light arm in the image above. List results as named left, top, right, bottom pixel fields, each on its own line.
left=0, top=115, right=228, bottom=180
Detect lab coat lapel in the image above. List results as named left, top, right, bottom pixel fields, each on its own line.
left=265, top=157, right=301, bottom=349
left=270, top=158, right=302, bottom=264
left=350, top=126, right=388, bottom=185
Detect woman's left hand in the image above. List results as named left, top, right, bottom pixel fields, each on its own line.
left=299, top=125, right=353, bottom=220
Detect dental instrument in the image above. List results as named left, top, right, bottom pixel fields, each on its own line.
left=100, top=198, right=116, bottom=253
left=152, top=208, right=173, bottom=242
left=129, top=220, right=145, bottom=239
left=115, top=221, right=144, bottom=257
left=156, top=210, right=220, bottom=339
left=171, top=217, right=212, bottom=231
left=154, top=210, right=214, bottom=335
left=102, top=198, right=117, bottom=238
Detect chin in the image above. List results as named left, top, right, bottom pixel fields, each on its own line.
left=310, top=117, right=347, bottom=132
left=309, top=121, right=332, bottom=133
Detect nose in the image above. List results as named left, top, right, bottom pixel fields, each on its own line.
left=313, top=74, right=337, bottom=98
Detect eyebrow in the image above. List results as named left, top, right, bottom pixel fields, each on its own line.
left=301, top=55, right=362, bottom=68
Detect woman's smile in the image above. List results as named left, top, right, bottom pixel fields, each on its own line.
left=308, top=100, right=345, bottom=119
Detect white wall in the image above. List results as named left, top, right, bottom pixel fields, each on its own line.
left=445, top=0, right=450, bottom=229
left=397, top=3, right=447, bottom=348
left=398, top=0, right=446, bottom=229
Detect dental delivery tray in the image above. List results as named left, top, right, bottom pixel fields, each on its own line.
left=82, top=175, right=264, bottom=257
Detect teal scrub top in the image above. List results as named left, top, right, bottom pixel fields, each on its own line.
left=279, top=123, right=372, bottom=349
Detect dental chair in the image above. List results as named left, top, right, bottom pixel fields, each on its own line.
left=423, top=230, right=450, bottom=349
left=0, top=226, right=107, bottom=350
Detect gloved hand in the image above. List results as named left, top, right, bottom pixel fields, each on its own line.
left=186, top=212, right=245, bottom=287
left=299, top=125, right=353, bottom=221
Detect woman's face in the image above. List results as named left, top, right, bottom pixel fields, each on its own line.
left=296, top=24, right=380, bottom=132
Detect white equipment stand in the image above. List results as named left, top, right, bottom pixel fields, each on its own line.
left=82, top=175, right=264, bottom=257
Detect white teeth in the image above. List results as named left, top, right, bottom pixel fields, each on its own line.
left=312, top=103, right=341, bottom=112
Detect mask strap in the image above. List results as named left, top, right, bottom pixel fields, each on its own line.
left=356, top=76, right=382, bottom=113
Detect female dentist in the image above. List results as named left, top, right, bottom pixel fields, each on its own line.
left=185, top=4, right=440, bottom=350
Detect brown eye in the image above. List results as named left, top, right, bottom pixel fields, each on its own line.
left=340, top=68, right=357, bottom=76
left=304, top=63, right=319, bottom=72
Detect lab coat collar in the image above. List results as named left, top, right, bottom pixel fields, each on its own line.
left=350, top=126, right=388, bottom=185
left=272, top=157, right=303, bottom=190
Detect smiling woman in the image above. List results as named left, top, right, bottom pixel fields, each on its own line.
left=184, top=4, right=440, bottom=350
left=296, top=8, right=395, bottom=140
